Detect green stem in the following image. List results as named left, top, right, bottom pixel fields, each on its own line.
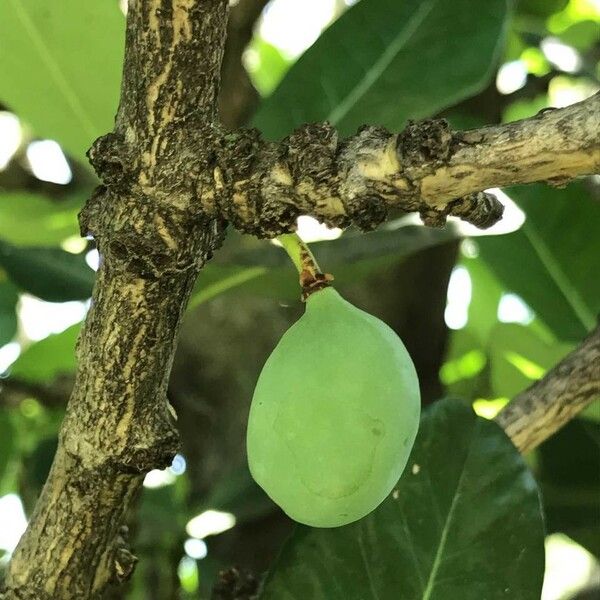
left=277, top=233, right=321, bottom=274
left=277, top=233, right=332, bottom=300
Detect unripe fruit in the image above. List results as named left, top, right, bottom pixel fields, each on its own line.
left=247, top=287, right=420, bottom=528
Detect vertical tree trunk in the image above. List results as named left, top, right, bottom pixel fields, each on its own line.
left=3, top=2, right=230, bottom=598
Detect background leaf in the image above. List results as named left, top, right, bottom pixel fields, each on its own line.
left=10, top=324, right=80, bottom=383
left=0, top=0, right=125, bottom=161
left=0, top=412, right=15, bottom=484
left=260, top=398, right=545, bottom=600
left=489, top=322, right=574, bottom=398
left=253, top=0, right=509, bottom=139
left=478, top=182, right=600, bottom=341
left=0, top=193, right=82, bottom=246
left=537, top=419, right=600, bottom=559
left=0, top=278, right=18, bottom=346
left=0, top=240, right=94, bottom=301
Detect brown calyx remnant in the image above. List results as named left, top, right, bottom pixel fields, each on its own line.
left=298, top=247, right=334, bottom=301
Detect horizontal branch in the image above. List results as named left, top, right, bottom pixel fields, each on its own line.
left=496, top=324, right=600, bottom=454
left=202, top=92, right=600, bottom=237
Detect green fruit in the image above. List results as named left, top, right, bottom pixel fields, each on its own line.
left=247, top=287, right=420, bottom=528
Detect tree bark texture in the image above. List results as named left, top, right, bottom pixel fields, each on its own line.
left=2, top=0, right=599, bottom=597
left=3, top=1, right=229, bottom=598
left=202, top=93, right=599, bottom=236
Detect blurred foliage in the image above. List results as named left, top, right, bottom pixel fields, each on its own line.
left=0, top=0, right=124, bottom=162
left=0, top=0, right=598, bottom=598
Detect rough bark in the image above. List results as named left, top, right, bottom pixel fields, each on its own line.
left=2, top=0, right=598, bottom=597
left=3, top=1, right=230, bottom=598
left=203, top=92, right=600, bottom=236
left=496, top=324, right=600, bottom=454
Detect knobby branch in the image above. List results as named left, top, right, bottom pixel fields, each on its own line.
left=199, top=92, right=599, bottom=237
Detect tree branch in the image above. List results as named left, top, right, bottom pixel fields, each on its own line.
left=496, top=324, right=600, bottom=454
left=3, top=1, right=230, bottom=598
left=204, top=92, right=599, bottom=237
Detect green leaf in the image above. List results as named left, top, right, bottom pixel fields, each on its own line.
left=537, top=419, right=600, bottom=558
left=517, top=0, right=568, bottom=18
left=247, top=38, right=292, bottom=97
left=260, top=398, right=545, bottom=600
left=0, top=0, right=125, bottom=161
left=253, top=0, right=509, bottom=139
left=0, top=193, right=82, bottom=246
left=10, top=324, right=80, bottom=383
left=0, top=278, right=19, bottom=346
left=489, top=322, right=574, bottom=398
left=0, top=240, right=94, bottom=301
left=0, top=411, right=15, bottom=483
left=478, top=182, right=600, bottom=341
left=463, top=257, right=505, bottom=344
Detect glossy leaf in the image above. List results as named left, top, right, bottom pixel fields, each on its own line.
left=0, top=193, right=82, bottom=246
left=260, top=398, right=545, bottom=600
left=0, top=240, right=94, bottom=301
left=253, top=0, right=509, bottom=139
left=0, top=0, right=124, bottom=161
left=10, top=324, right=80, bottom=382
left=0, top=278, right=19, bottom=346
left=478, top=182, right=600, bottom=341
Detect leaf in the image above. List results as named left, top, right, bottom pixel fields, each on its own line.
left=0, top=240, right=94, bottom=301
left=0, top=193, right=82, bottom=246
left=478, top=182, right=600, bottom=341
left=253, top=0, right=509, bottom=139
left=463, top=257, right=505, bottom=344
left=537, top=419, right=600, bottom=558
left=260, top=398, right=545, bottom=600
left=0, top=411, right=15, bottom=484
left=489, top=323, right=574, bottom=399
left=247, top=38, right=292, bottom=97
left=0, top=0, right=125, bottom=161
left=190, top=224, right=460, bottom=306
left=10, top=324, right=80, bottom=382
left=0, top=278, right=19, bottom=346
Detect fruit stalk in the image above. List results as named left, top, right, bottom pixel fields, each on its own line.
left=277, top=233, right=333, bottom=300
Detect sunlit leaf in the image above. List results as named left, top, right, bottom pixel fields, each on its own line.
left=0, top=0, right=125, bottom=161
left=260, top=398, right=545, bottom=600
left=254, top=0, right=509, bottom=139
